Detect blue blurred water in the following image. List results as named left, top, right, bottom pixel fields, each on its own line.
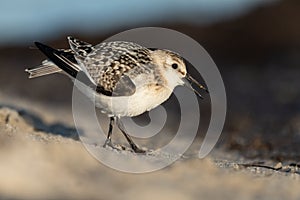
left=0, top=0, right=277, bottom=45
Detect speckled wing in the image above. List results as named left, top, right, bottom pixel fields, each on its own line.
left=81, top=41, right=155, bottom=96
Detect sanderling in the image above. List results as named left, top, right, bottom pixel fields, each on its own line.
left=26, top=36, right=208, bottom=153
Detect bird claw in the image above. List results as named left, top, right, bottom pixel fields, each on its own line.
left=103, top=138, right=112, bottom=148
left=103, top=139, right=146, bottom=154
left=130, top=144, right=146, bottom=154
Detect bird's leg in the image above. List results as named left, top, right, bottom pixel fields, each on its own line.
left=103, top=117, right=115, bottom=148
left=116, top=118, right=146, bottom=153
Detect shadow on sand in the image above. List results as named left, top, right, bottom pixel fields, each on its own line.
left=0, top=104, right=79, bottom=140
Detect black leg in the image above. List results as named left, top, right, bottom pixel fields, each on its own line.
left=116, top=118, right=146, bottom=153
left=103, top=117, right=115, bottom=147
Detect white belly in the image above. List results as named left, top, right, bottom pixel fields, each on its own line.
left=95, top=84, right=173, bottom=117
left=75, top=81, right=173, bottom=117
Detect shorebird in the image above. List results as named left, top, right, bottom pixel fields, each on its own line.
left=26, top=36, right=208, bottom=153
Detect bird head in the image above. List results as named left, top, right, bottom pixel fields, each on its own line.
left=151, top=49, right=208, bottom=98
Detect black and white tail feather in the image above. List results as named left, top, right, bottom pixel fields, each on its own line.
left=25, top=59, right=62, bottom=78
left=26, top=36, right=96, bottom=86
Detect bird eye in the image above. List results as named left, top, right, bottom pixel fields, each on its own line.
left=172, top=63, right=178, bottom=69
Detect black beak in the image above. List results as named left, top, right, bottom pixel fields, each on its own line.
left=183, top=73, right=208, bottom=99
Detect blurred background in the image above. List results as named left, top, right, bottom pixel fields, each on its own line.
left=0, top=0, right=300, bottom=160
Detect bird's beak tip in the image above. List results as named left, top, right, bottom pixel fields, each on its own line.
left=185, top=73, right=208, bottom=93
left=183, top=77, right=206, bottom=99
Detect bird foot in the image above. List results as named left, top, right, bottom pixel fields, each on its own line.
left=103, top=139, right=146, bottom=154
left=130, top=144, right=146, bottom=154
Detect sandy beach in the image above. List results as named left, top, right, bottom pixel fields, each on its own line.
left=0, top=93, right=299, bottom=200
